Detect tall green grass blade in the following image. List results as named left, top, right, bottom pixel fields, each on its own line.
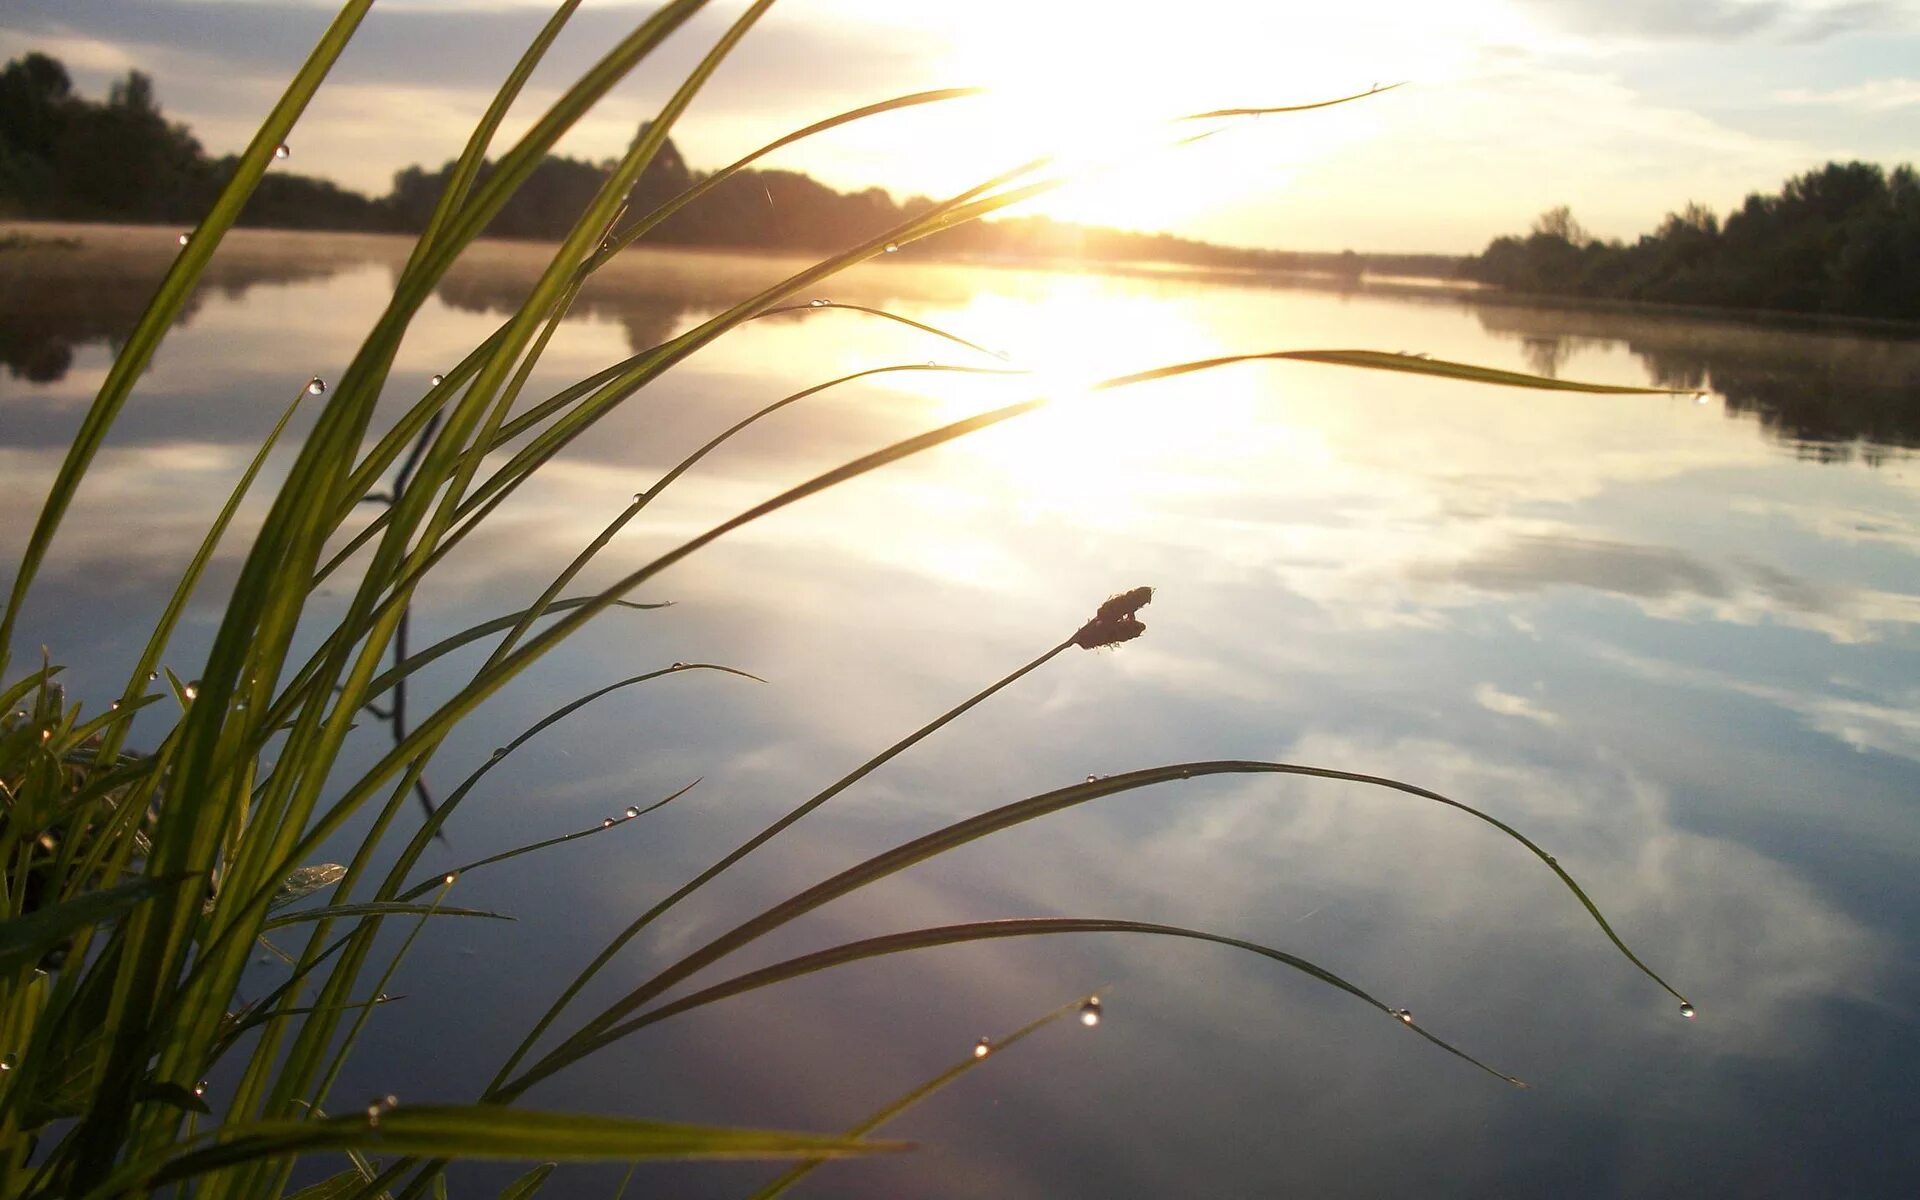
left=107, top=1108, right=908, bottom=1192
left=260, top=904, right=509, bottom=931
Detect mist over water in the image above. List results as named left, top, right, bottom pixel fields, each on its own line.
left=3, top=227, right=1917, bottom=1197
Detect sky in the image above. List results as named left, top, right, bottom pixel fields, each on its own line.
left=4, top=0, right=1920, bottom=252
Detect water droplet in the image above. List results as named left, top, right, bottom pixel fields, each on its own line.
left=884, top=243, right=899, bottom=253
left=601, top=817, right=615, bottom=829
left=40, top=729, right=51, bottom=742
left=233, top=701, right=247, bottom=712
left=193, top=1080, right=208, bottom=1097
left=1394, top=1008, right=1414, bottom=1024
left=491, top=748, right=507, bottom=759
left=109, top=700, right=121, bottom=710
left=1085, top=774, right=1100, bottom=783
left=1693, top=392, right=1710, bottom=405
left=365, top=1094, right=397, bottom=1125
left=377, top=992, right=390, bottom=1003
left=182, top=681, right=200, bottom=701
left=972, top=1037, right=991, bottom=1059
left=442, top=872, right=458, bottom=885
left=808, top=298, right=831, bottom=307
left=1079, top=996, right=1102, bottom=1027
left=177, top=232, right=191, bottom=247
left=670, top=662, right=687, bottom=671
left=147, top=671, right=158, bottom=682
left=624, top=805, right=640, bottom=819
left=274, top=143, right=290, bottom=160
left=1, top=1054, right=15, bottom=1071
left=430, top=373, right=445, bottom=387
left=1679, top=1002, right=1697, bottom=1020
left=306, top=377, right=327, bottom=396
left=1544, top=854, right=1557, bottom=865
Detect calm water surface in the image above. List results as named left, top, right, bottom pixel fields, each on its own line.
left=3, top=227, right=1917, bottom=1197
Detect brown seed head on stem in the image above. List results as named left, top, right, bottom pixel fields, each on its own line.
left=1072, top=586, right=1153, bottom=649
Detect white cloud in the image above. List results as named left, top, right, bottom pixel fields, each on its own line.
left=1775, top=78, right=1920, bottom=110
left=1473, top=683, right=1563, bottom=726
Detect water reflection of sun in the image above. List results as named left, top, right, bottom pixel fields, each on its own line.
left=896, top=280, right=1323, bottom=524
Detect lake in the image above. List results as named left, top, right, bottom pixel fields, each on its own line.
left=3, top=224, right=1917, bottom=1197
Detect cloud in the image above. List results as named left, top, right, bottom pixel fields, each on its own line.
left=1512, top=0, right=1898, bottom=42
left=1405, top=531, right=1920, bottom=644
left=1775, top=77, right=1920, bottom=110
left=1473, top=683, right=1562, bottom=726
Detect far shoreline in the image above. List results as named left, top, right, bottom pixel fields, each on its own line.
left=7, top=218, right=1919, bottom=341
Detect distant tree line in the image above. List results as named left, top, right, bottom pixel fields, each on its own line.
left=1466, top=162, right=1920, bottom=322
left=0, top=52, right=1452, bottom=278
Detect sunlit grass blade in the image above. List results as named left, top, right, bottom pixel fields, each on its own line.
left=396, top=779, right=698, bottom=904
left=593, top=919, right=1520, bottom=1087
left=90, top=1108, right=909, bottom=1194
left=749, top=991, right=1095, bottom=1200
left=260, top=903, right=510, bottom=932
left=752, top=302, right=1013, bottom=362
left=506, top=757, right=1682, bottom=1097
left=356, top=599, right=668, bottom=703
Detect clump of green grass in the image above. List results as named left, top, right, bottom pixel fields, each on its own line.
left=0, top=2, right=1690, bottom=1195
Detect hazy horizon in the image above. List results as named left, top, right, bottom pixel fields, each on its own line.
left=3, top=0, right=1919, bottom=254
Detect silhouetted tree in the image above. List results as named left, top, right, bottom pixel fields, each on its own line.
left=1466, top=163, right=1920, bottom=321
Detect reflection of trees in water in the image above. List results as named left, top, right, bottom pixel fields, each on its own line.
left=1472, top=303, right=1920, bottom=464
left=0, top=231, right=396, bottom=382
left=431, top=264, right=688, bottom=359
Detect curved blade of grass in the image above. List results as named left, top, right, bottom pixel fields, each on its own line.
left=0, top=0, right=373, bottom=671
left=1179, top=81, right=1405, bottom=120
left=750, top=990, right=1097, bottom=1200
left=507, top=758, right=1683, bottom=1097
left=396, top=779, right=698, bottom=904
left=595, top=919, right=1520, bottom=1087
left=356, top=599, right=668, bottom=702
left=260, top=903, right=509, bottom=931
left=223, top=993, right=404, bottom=1043
left=751, top=303, right=1011, bottom=362
left=90, top=1108, right=908, bottom=1194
